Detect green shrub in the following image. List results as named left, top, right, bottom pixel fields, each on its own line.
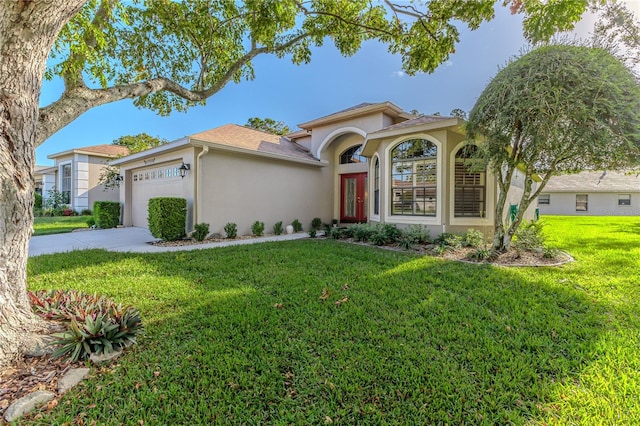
left=193, top=223, right=210, bottom=241
left=44, top=189, right=68, bottom=210
left=292, top=219, right=303, bottom=232
left=402, top=225, right=431, bottom=245
left=467, top=247, right=494, bottom=261
left=434, top=232, right=463, bottom=249
left=513, top=220, right=546, bottom=251
left=463, top=229, right=485, bottom=248
left=328, top=227, right=345, bottom=239
left=28, top=289, right=143, bottom=362
left=94, top=201, right=121, bottom=229
left=273, top=221, right=284, bottom=235
left=34, top=192, right=43, bottom=209
left=251, top=221, right=265, bottom=236
left=148, top=197, right=186, bottom=241
left=309, top=228, right=317, bottom=238
left=86, top=217, right=96, bottom=227
left=81, top=208, right=93, bottom=216
left=370, top=230, right=388, bottom=246
left=351, top=223, right=374, bottom=242
left=399, top=236, right=414, bottom=250
left=543, top=246, right=560, bottom=259
left=224, top=222, right=238, bottom=239
left=378, top=223, right=402, bottom=242
left=311, top=217, right=322, bottom=230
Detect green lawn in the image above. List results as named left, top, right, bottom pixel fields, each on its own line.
left=33, top=216, right=89, bottom=236
left=24, top=216, right=640, bottom=424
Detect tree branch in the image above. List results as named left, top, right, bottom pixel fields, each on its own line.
left=37, top=32, right=309, bottom=145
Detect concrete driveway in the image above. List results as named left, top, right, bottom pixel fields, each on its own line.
left=28, top=227, right=313, bottom=257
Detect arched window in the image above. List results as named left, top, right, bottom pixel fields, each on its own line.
left=390, top=139, right=437, bottom=216
left=340, top=145, right=367, bottom=164
left=454, top=145, right=486, bottom=217
left=373, top=157, right=380, bottom=215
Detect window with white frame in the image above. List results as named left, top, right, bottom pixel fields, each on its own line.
left=576, top=194, right=588, bottom=211
left=339, top=145, right=367, bottom=164
left=618, top=194, right=631, bottom=206
left=373, top=157, right=380, bottom=215
left=538, top=194, right=550, bottom=205
left=390, top=139, right=437, bottom=216
left=454, top=145, right=486, bottom=217
left=60, top=163, right=71, bottom=204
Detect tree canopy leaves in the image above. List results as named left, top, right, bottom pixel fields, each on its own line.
left=112, top=133, right=167, bottom=154
left=245, top=117, right=291, bottom=135
left=466, top=44, right=640, bottom=250
left=37, top=0, right=597, bottom=144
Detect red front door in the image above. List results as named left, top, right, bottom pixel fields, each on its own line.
left=340, top=173, right=368, bottom=223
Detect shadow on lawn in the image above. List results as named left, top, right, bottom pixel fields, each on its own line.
left=26, top=240, right=606, bottom=424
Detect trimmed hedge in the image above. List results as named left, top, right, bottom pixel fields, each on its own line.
left=94, top=201, right=121, bottom=229
left=148, top=197, right=186, bottom=241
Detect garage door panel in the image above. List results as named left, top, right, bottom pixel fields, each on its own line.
left=131, top=164, right=185, bottom=228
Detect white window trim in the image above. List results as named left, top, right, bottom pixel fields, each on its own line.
left=384, top=133, right=443, bottom=225
left=58, top=160, right=72, bottom=204
left=618, top=194, right=631, bottom=207
left=369, top=153, right=381, bottom=222
left=448, top=141, right=494, bottom=226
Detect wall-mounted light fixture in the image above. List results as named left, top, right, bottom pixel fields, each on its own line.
left=115, top=174, right=124, bottom=184
left=179, top=162, right=191, bottom=179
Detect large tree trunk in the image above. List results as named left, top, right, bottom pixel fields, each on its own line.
left=0, top=0, right=86, bottom=369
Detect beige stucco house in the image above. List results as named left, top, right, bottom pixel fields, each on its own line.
left=40, top=144, right=129, bottom=212
left=538, top=171, right=640, bottom=216
left=112, top=102, right=536, bottom=236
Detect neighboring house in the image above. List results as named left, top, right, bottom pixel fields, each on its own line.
left=33, top=165, right=50, bottom=194
left=41, top=144, right=130, bottom=212
left=112, top=101, right=537, bottom=236
left=538, top=171, right=640, bottom=216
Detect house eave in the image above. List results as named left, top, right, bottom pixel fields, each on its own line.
left=189, top=138, right=327, bottom=167
left=110, top=138, right=191, bottom=166
left=48, top=149, right=125, bottom=160
left=361, top=118, right=461, bottom=157
left=297, top=101, right=405, bottom=130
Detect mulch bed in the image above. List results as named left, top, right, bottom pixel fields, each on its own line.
left=0, top=354, right=83, bottom=421
left=148, top=234, right=265, bottom=247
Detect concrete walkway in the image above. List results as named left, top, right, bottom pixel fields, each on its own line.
left=29, top=227, right=314, bottom=257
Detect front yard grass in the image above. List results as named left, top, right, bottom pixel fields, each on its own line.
left=32, top=216, right=88, bottom=236
left=24, top=215, right=640, bottom=424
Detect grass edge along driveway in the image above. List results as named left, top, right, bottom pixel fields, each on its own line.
left=25, top=216, right=640, bottom=424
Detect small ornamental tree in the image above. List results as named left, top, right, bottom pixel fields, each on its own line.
left=466, top=45, right=640, bottom=251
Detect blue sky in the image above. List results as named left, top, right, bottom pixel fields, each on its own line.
left=36, top=6, right=540, bottom=165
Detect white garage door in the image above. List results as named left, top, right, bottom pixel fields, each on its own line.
left=131, top=163, right=185, bottom=228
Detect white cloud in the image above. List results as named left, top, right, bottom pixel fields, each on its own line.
left=391, top=70, right=406, bottom=78
left=443, top=60, right=454, bottom=67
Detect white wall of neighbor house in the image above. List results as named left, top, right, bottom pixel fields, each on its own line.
left=198, top=150, right=332, bottom=236
left=87, top=155, right=119, bottom=210
left=538, top=192, right=640, bottom=216
left=120, top=147, right=196, bottom=229
left=73, top=154, right=90, bottom=212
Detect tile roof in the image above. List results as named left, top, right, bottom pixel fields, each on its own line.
left=297, top=101, right=407, bottom=129
left=48, top=144, right=130, bottom=158
left=368, top=115, right=455, bottom=134
left=542, top=171, right=640, bottom=192
left=190, top=124, right=318, bottom=162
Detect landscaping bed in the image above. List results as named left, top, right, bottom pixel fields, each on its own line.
left=9, top=216, right=640, bottom=424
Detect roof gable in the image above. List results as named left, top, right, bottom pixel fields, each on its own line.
left=189, top=124, right=316, bottom=162
left=297, top=101, right=411, bottom=130
left=48, top=144, right=130, bottom=159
